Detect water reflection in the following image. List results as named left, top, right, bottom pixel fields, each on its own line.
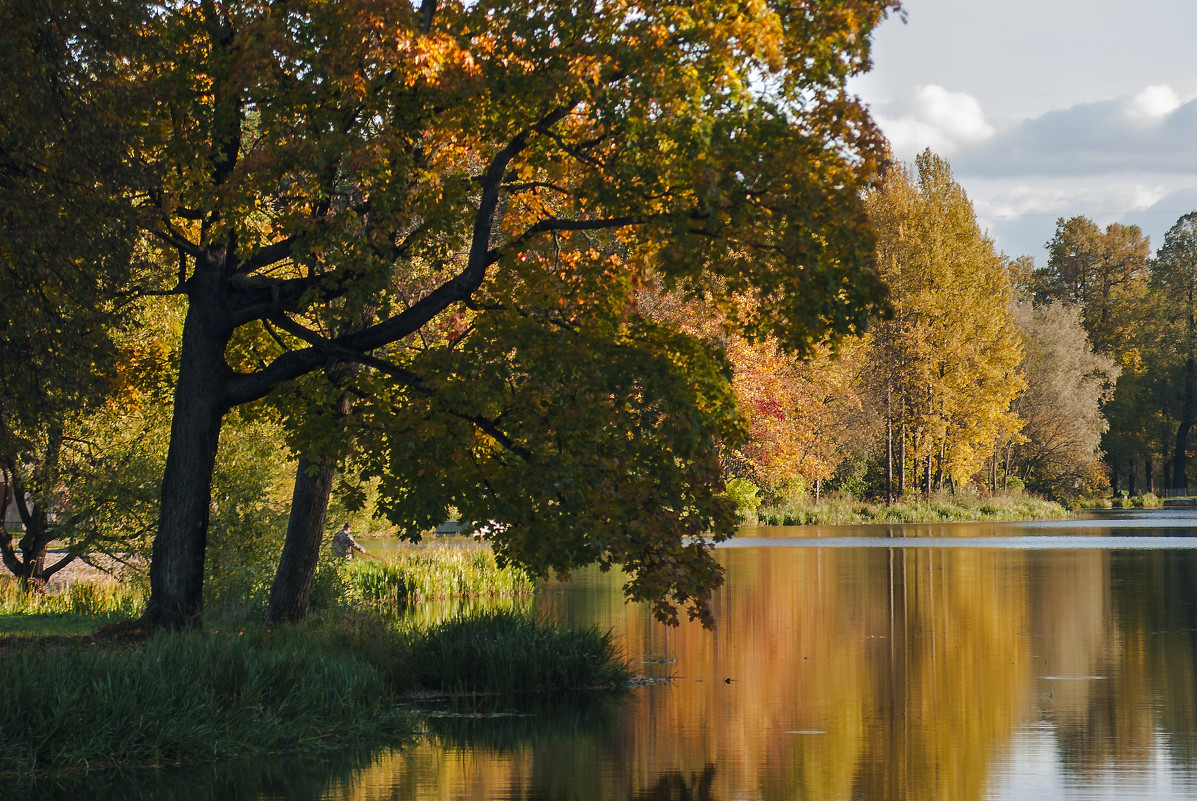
left=328, top=512, right=1197, bottom=801
left=17, top=515, right=1197, bottom=800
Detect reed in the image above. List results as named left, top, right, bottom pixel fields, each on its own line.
left=0, top=576, right=144, bottom=617
left=345, top=542, right=534, bottom=616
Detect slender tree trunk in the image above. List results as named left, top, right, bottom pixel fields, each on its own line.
left=885, top=390, right=893, bottom=505
left=935, top=440, right=945, bottom=491
left=1128, top=461, right=1137, bottom=496
left=924, top=453, right=932, bottom=497
left=266, top=300, right=366, bottom=625
left=266, top=454, right=337, bottom=625
left=143, top=256, right=233, bottom=629
left=1174, top=352, right=1196, bottom=492
left=1147, top=458, right=1154, bottom=494
left=899, top=423, right=906, bottom=497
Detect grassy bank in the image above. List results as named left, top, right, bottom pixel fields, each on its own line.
left=0, top=611, right=628, bottom=779
left=755, top=491, right=1070, bottom=526
left=0, top=542, right=627, bottom=780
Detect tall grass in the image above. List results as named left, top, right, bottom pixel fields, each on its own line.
left=0, top=627, right=412, bottom=778
left=345, top=543, right=534, bottom=616
left=0, top=611, right=630, bottom=778
left=0, top=539, right=626, bottom=777
left=399, top=610, right=629, bottom=694
left=757, top=491, right=1070, bottom=526
left=0, top=576, right=144, bottom=617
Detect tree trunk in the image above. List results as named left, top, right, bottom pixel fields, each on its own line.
left=898, top=423, right=906, bottom=497
left=0, top=513, right=50, bottom=592
left=1128, top=461, right=1137, bottom=496
left=143, top=257, right=232, bottom=629
left=885, top=390, right=893, bottom=505
left=1146, top=458, right=1154, bottom=494
left=265, top=454, right=337, bottom=625
left=1174, top=352, right=1196, bottom=492
left=935, top=440, right=945, bottom=491
left=0, top=463, right=77, bottom=591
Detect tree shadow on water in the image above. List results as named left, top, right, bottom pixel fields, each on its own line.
left=631, top=764, right=718, bottom=801
left=423, top=691, right=626, bottom=752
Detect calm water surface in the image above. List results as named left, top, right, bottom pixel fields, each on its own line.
left=43, top=509, right=1197, bottom=800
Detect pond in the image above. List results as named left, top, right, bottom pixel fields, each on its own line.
left=35, top=510, right=1197, bottom=800
left=347, top=509, right=1197, bottom=801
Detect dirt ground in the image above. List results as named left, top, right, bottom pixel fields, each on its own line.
left=42, top=552, right=137, bottom=593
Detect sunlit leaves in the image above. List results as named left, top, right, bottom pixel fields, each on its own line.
left=867, top=151, right=1025, bottom=487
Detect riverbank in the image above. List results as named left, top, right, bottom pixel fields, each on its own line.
left=754, top=491, right=1070, bottom=526
left=0, top=611, right=628, bottom=780
left=0, top=545, right=629, bottom=780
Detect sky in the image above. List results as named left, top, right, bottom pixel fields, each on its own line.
left=848, top=0, right=1197, bottom=262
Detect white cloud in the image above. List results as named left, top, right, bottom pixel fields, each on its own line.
left=1125, top=84, right=1182, bottom=121
left=876, top=84, right=994, bottom=158
left=948, top=88, right=1197, bottom=178
left=961, top=176, right=1193, bottom=259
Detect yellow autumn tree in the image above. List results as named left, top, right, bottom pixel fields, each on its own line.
left=867, top=151, right=1025, bottom=495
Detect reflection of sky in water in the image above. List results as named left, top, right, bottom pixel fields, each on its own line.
left=992, top=728, right=1197, bottom=801
left=728, top=509, right=1197, bottom=548
left=722, top=536, right=1197, bottom=549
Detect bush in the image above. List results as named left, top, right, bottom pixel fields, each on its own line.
left=723, top=477, right=760, bottom=520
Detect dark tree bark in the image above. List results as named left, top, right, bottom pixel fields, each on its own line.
left=0, top=454, right=79, bottom=591
left=142, top=253, right=233, bottom=629
left=1173, top=352, right=1195, bottom=491
left=265, top=454, right=337, bottom=625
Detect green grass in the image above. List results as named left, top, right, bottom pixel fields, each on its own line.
left=0, top=544, right=627, bottom=779
left=0, top=626, right=412, bottom=779
left=352, top=542, right=535, bottom=605
left=400, top=610, right=629, bottom=694
left=756, top=491, right=1070, bottom=526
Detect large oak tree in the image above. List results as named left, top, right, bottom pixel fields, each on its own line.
left=9, top=0, right=898, bottom=627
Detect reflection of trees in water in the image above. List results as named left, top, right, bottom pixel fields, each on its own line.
left=1032, top=548, right=1197, bottom=780
left=630, top=764, right=717, bottom=801
left=851, top=548, right=1031, bottom=801
left=1111, top=549, right=1197, bottom=770
left=422, top=691, right=625, bottom=751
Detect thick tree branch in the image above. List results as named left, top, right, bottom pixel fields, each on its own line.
left=223, top=102, right=581, bottom=406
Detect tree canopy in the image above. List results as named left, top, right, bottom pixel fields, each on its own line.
left=3, top=0, right=900, bottom=626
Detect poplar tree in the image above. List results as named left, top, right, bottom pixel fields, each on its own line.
left=1035, top=216, right=1150, bottom=358
left=868, top=151, right=1025, bottom=494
